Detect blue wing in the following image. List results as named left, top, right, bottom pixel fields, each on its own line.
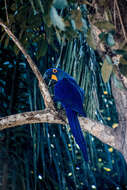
left=54, top=78, right=85, bottom=115
left=64, top=77, right=85, bottom=102
left=54, top=77, right=88, bottom=161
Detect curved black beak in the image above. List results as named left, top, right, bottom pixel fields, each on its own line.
left=43, top=73, right=56, bottom=87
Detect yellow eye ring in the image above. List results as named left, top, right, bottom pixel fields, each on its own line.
left=53, top=69, right=57, bottom=73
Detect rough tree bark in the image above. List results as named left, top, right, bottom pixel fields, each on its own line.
left=0, top=109, right=116, bottom=149
left=111, top=70, right=127, bottom=162
left=0, top=20, right=127, bottom=163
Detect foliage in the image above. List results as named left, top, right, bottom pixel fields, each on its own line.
left=85, top=0, right=127, bottom=82
left=0, top=0, right=127, bottom=190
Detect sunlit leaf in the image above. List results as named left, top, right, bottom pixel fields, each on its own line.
left=98, top=158, right=102, bottom=162
left=103, top=167, right=111, bottom=172
left=86, top=28, right=96, bottom=50
left=94, top=21, right=115, bottom=31
left=103, top=91, right=108, bottom=95
left=71, top=9, right=83, bottom=31
left=108, top=147, right=113, bottom=152
left=101, top=58, right=113, bottom=83
left=78, top=0, right=93, bottom=6
left=97, top=0, right=107, bottom=6
left=107, top=117, right=111, bottom=121
left=112, top=123, right=119, bottom=128
left=120, top=56, right=127, bottom=65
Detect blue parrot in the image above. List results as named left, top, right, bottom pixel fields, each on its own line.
left=44, top=68, right=88, bottom=162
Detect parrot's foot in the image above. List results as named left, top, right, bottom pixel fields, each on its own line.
left=57, top=109, right=67, bottom=123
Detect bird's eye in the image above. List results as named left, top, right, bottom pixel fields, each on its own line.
left=53, top=69, right=57, bottom=73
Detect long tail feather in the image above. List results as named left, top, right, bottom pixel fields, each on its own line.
left=65, top=108, right=88, bottom=162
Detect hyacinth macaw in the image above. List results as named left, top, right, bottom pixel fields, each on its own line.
left=44, top=68, right=88, bottom=162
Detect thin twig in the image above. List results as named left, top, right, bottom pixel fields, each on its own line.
left=113, top=0, right=116, bottom=30
left=4, top=0, right=9, bottom=24
left=0, top=19, right=55, bottom=110
left=115, top=0, right=127, bottom=41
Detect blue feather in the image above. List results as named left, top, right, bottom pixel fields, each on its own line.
left=65, top=107, right=88, bottom=162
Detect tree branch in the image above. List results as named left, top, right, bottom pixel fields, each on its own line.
left=0, top=110, right=119, bottom=152
left=0, top=19, right=55, bottom=110
left=80, top=118, right=117, bottom=150
left=0, top=109, right=65, bottom=129
left=114, top=0, right=127, bottom=42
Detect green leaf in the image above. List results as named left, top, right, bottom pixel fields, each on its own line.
left=28, top=0, right=37, bottom=15
left=98, top=0, right=107, bottom=6
left=114, top=49, right=127, bottom=55
left=122, top=43, right=127, bottom=51
left=106, top=33, right=115, bottom=47
left=43, top=14, right=52, bottom=27
left=112, top=72, right=125, bottom=89
left=65, top=27, right=77, bottom=40
left=98, top=32, right=106, bottom=40
left=71, top=9, right=83, bottom=31
left=9, top=14, right=15, bottom=23
left=119, top=63, right=127, bottom=77
left=29, top=14, right=42, bottom=27
left=36, top=40, right=48, bottom=60
left=86, top=29, right=96, bottom=50
left=4, top=37, right=10, bottom=48
left=0, top=32, right=6, bottom=43
left=10, top=3, right=17, bottom=11
left=94, top=21, right=115, bottom=31
left=120, top=56, right=127, bottom=65
left=101, top=58, right=113, bottom=83
left=37, top=0, right=44, bottom=14
left=105, top=55, right=112, bottom=65
left=13, top=45, right=20, bottom=55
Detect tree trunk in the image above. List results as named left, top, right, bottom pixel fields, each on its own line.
left=111, top=74, right=127, bottom=162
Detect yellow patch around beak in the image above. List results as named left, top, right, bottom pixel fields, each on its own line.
left=51, top=74, right=58, bottom=81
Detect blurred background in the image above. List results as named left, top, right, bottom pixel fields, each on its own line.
left=0, top=0, right=127, bottom=189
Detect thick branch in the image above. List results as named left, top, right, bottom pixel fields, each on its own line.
left=79, top=118, right=117, bottom=150
left=0, top=110, right=119, bottom=151
left=0, top=109, right=65, bottom=130
left=0, top=19, right=54, bottom=110
left=111, top=74, right=127, bottom=161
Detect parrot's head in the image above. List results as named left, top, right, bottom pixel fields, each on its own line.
left=43, top=68, right=68, bottom=83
